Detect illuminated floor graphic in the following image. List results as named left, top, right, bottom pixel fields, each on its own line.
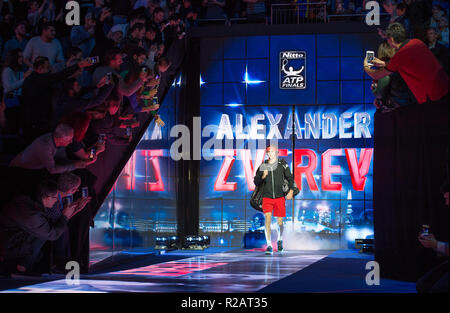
left=2, top=249, right=330, bottom=293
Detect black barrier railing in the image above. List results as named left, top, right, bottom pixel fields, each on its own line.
left=271, top=2, right=328, bottom=24
left=327, top=12, right=390, bottom=23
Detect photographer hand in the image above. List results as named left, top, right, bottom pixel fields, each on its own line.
left=24, top=68, right=33, bottom=79
left=147, top=78, right=160, bottom=87
left=139, top=71, right=149, bottom=82
left=97, top=75, right=108, bottom=88
left=142, top=103, right=159, bottom=112
left=119, top=114, right=134, bottom=121
left=155, top=114, right=165, bottom=126
left=418, top=233, right=438, bottom=249
left=100, top=8, right=112, bottom=22
left=62, top=202, right=78, bottom=220
left=64, top=197, right=92, bottom=219
left=96, top=142, right=106, bottom=153
left=371, top=57, right=386, bottom=68
left=78, top=58, right=93, bottom=68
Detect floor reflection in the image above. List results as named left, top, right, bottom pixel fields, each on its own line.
left=2, top=250, right=330, bottom=293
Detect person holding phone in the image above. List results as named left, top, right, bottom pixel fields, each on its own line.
left=364, top=23, right=448, bottom=105
left=0, top=180, right=88, bottom=276
left=416, top=188, right=449, bottom=293
left=52, top=73, right=113, bottom=125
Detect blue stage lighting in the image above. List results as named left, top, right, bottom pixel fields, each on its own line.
left=182, top=235, right=208, bottom=250
left=242, top=65, right=265, bottom=88
left=169, top=235, right=180, bottom=249
left=155, top=236, right=169, bottom=249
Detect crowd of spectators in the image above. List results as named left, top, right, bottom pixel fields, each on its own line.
left=362, top=2, right=448, bottom=293
left=0, top=0, right=447, bottom=283
left=362, top=1, right=449, bottom=114
left=0, top=0, right=191, bottom=277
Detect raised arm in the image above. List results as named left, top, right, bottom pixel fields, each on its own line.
left=363, top=56, right=392, bottom=80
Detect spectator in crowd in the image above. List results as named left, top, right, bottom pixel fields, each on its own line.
left=156, top=56, right=172, bottom=76
left=88, top=0, right=113, bottom=35
left=144, top=23, right=161, bottom=60
left=153, top=6, right=167, bottom=27
left=162, top=13, right=186, bottom=50
left=428, top=3, right=446, bottom=29
left=370, top=41, right=417, bottom=113
left=242, top=0, right=266, bottom=23
left=180, top=0, right=198, bottom=26
left=364, top=23, right=449, bottom=105
left=1, top=48, right=32, bottom=134
left=2, top=21, right=29, bottom=59
left=21, top=56, right=92, bottom=143
left=122, top=63, right=159, bottom=115
left=124, top=23, right=147, bottom=56
left=84, top=93, right=134, bottom=146
left=394, top=2, right=414, bottom=38
left=52, top=74, right=113, bottom=125
left=64, top=46, right=83, bottom=75
left=51, top=172, right=92, bottom=273
left=427, top=27, right=449, bottom=73
left=2, top=49, right=31, bottom=99
left=57, top=114, right=102, bottom=273
left=41, top=172, right=80, bottom=272
left=115, top=10, right=147, bottom=40
left=437, top=16, right=449, bottom=47
left=382, top=0, right=398, bottom=23
left=122, top=46, right=148, bottom=74
left=416, top=187, right=449, bottom=293
left=93, top=47, right=149, bottom=100
left=91, top=25, right=125, bottom=64
left=0, top=179, right=87, bottom=276
left=23, top=21, right=64, bottom=70
left=28, top=0, right=50, bottom=27
left=60, top=112, right=98, bottom=163
left=9, top=123, right=95, bottom=182
left=70, top=12, right=97, bottom=58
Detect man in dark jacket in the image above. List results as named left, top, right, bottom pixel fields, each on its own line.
left=427, top=27, right=449, bottom=74
left=0, top=180, right=88, bottom=275
left=21, top=56, right=93, bottom=145
left=254, top=145, right=295, bottom=255
left=52, top=75, right=114, bottom=126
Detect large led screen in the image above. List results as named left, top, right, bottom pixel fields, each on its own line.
left=199, top=33, right=378, bottom=249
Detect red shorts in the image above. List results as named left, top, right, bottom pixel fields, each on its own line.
left=262, top=197, right=286, bottom=217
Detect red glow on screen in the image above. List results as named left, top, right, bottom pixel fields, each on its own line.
left=214, top=150, right=237, bottom=191
left=213, top=148, right=373, bottom=192
left=142, top=149, right=165, bottom=191
left=321, top=149, right=343, bottom=191
left=119, top=150, right=165, bottom=191
left=110, top=261, right=228, bottom=277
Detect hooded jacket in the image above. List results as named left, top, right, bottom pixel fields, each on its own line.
left=254, top=158, right=295, bottom=199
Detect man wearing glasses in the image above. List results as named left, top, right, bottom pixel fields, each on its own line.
left=0, top=180, right=87, bottom=276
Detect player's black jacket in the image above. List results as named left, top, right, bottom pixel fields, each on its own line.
left=254, top=158, right=295, bottom=199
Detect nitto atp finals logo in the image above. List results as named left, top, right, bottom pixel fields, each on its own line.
left=279, top=51, right=306, bottom=90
